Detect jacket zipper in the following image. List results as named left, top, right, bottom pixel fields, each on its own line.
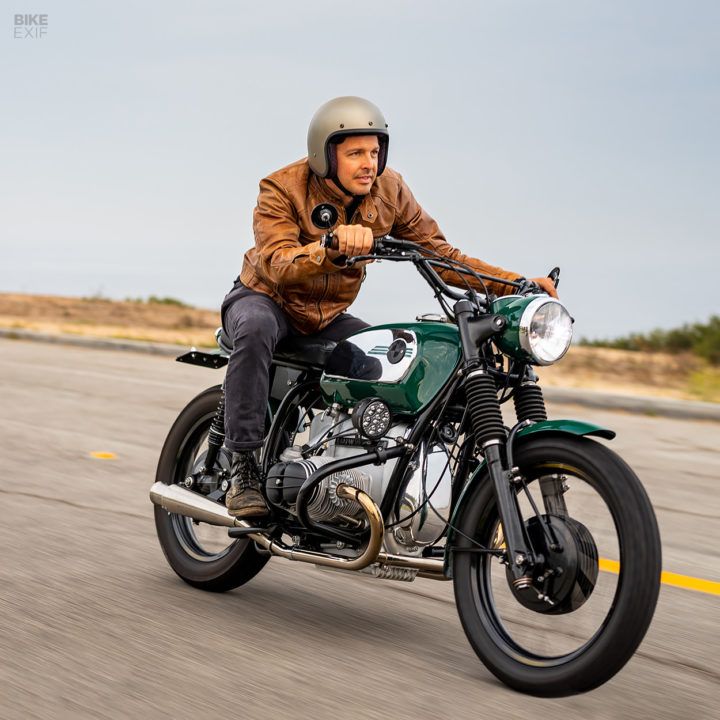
left=315, top=204, right=359, bottom=329
left=316, top=274, right=329, bottom=328
left=349, top=206, right=369, bottom=285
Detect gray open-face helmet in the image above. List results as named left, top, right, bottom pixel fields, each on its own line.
left=307, top=96, right=389, bottom=179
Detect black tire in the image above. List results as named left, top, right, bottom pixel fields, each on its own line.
left=452, top=435, right=661, bottom=696
left=153, top=385, right=269, bottom=592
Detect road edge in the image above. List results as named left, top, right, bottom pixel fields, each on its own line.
left=2, top=327, right=719, bottom=422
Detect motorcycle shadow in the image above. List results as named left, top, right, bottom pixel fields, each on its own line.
left=153, top=562, right=492, bottom=682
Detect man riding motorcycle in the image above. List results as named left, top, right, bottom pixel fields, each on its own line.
left=220, top=95, right=558, bottom=519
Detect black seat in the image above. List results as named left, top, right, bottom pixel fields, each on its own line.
left=216, top=327, right=336, bottom=368
left=274, top=336, right=337, bottom=367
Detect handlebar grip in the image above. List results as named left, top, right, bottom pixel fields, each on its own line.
left=373, top=236, right=416, bottom=252
left=320, top=232, right=338, bottom=250
left=321, top=234, right=412, bottom=254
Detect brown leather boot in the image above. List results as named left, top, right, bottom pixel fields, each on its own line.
left=225, top=451, right=270, bottom=519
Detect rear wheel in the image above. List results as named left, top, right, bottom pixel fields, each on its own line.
left=452, top=435, right=661, bottom=696
left=153, top=386, right=268, bottom=592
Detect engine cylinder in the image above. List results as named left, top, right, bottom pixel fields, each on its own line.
left=307, top=469, right=372, bottom=522
left=266, top=457, right=372, bottom=522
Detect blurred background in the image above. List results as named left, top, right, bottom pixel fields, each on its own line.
left=2, top=4, right=719, bottom=719
left=2, top=0, right=718, bottom=339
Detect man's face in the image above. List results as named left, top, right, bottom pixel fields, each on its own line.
left=333, top=135, right=380, bottom=196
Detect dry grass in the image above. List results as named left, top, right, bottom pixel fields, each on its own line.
left=0, top=293, right=219, bottom=348
left=538, top=346, right=719, bottom=403
left=1, top=292, right=717, bottom=402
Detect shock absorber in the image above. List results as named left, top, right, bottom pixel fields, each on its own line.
left=513, top=383, right=547, bottom=423
left=466, top=368, right=532, bottom=581
left=465, top=369, right=506, bottom=449
left=202, top=389, right=226, bottom=473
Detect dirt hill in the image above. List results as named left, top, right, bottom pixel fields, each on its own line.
left=0, top=293, right=218, bottom=347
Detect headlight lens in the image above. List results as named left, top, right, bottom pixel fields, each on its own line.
left=520, top=298, right=573, bottom=365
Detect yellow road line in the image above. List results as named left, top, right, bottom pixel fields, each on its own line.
left=599, top=558, right=720, bottom=596
left=89, top=451, right=117, bottom=460
left=599, top=558, right=621, bottom=574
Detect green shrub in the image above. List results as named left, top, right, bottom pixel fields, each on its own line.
left=120, top=295, right=191, bottom=308
left=147, top=295, right=189, bottom=307
left=580, top=315, right=720, bottom=365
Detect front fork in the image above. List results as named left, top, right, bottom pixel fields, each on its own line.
left=483, top=442, right=537, bottom=585
left=455, top=300, right=537, bottom=584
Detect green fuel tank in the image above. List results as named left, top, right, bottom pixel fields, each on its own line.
left=319, top=322, right=461, bottom=415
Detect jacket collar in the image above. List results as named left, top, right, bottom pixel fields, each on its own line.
left=310, top=173, right=378, bottom=224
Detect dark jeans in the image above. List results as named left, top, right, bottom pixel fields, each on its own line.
left=220, top=282, right=368, bottom=451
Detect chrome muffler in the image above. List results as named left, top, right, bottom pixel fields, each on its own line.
left=150, top=482, right=237, bottom=527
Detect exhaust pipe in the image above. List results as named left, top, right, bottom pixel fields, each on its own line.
left=149, top=481, right=384, bottom=571
left=149, top=482, right=445, bottom=577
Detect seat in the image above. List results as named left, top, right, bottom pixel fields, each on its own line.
left=216, top=327, right=336, bottom=368
left=273, top=336, right=337, bottom=367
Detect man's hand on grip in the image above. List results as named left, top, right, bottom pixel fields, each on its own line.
left=331, top=224, right=374, bottom=260
left=530, top=276, right=559, bottom=298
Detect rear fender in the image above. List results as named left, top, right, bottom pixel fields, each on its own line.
left=176, top=349, right=229, bottom=369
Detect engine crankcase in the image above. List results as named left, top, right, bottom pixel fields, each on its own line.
left=392, top=440, right=453, bottom=548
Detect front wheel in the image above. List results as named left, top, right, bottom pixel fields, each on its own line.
left=154, top=385, right=269, bottom=592
left=452, top=435, right=661, bottom=696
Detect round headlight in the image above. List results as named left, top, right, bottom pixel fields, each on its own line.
left=519, top=298, right=573, bottom=365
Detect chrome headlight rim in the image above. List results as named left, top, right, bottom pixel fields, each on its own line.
left=518, top=297, right=573, bottom=366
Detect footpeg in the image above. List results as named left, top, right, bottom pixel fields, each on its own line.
left=228, top=525, right=275, bottom=538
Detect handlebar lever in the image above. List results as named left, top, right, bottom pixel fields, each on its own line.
left=345, top=255, right=376, bottom=266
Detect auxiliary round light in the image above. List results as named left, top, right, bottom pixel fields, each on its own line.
left=352, top=397, right=392, bottom=441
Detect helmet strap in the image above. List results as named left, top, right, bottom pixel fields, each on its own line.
left=330, top=175, right=363, bottom=202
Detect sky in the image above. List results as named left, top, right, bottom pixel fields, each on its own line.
left=1, top=0, right=718, bottom=339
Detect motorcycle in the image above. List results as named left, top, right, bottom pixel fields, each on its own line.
left=150, top=204, right=661, bottom=696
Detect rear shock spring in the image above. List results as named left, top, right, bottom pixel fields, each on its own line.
left=513, top=383, right=547, bottom=423
left=208, top=390, right=226, bottom=449
left=466, top=370, right=506, bottom=448
left=202, top=389, right=226, bottom=472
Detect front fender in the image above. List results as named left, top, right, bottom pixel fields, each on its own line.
left=443, top=419, right=615, bottom=576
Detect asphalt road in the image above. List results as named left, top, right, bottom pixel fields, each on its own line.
left=1, top=338, right=718, bottom=720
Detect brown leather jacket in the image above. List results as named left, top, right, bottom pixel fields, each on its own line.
left=240, top=158, right=523, bottom=334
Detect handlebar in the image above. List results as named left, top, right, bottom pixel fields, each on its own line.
left=322, top=233, right=458, bottom=269
left=320, top=231, right=559, bottom=307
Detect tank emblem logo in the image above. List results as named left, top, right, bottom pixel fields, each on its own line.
left=386, top=339, right=408, bottom=364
